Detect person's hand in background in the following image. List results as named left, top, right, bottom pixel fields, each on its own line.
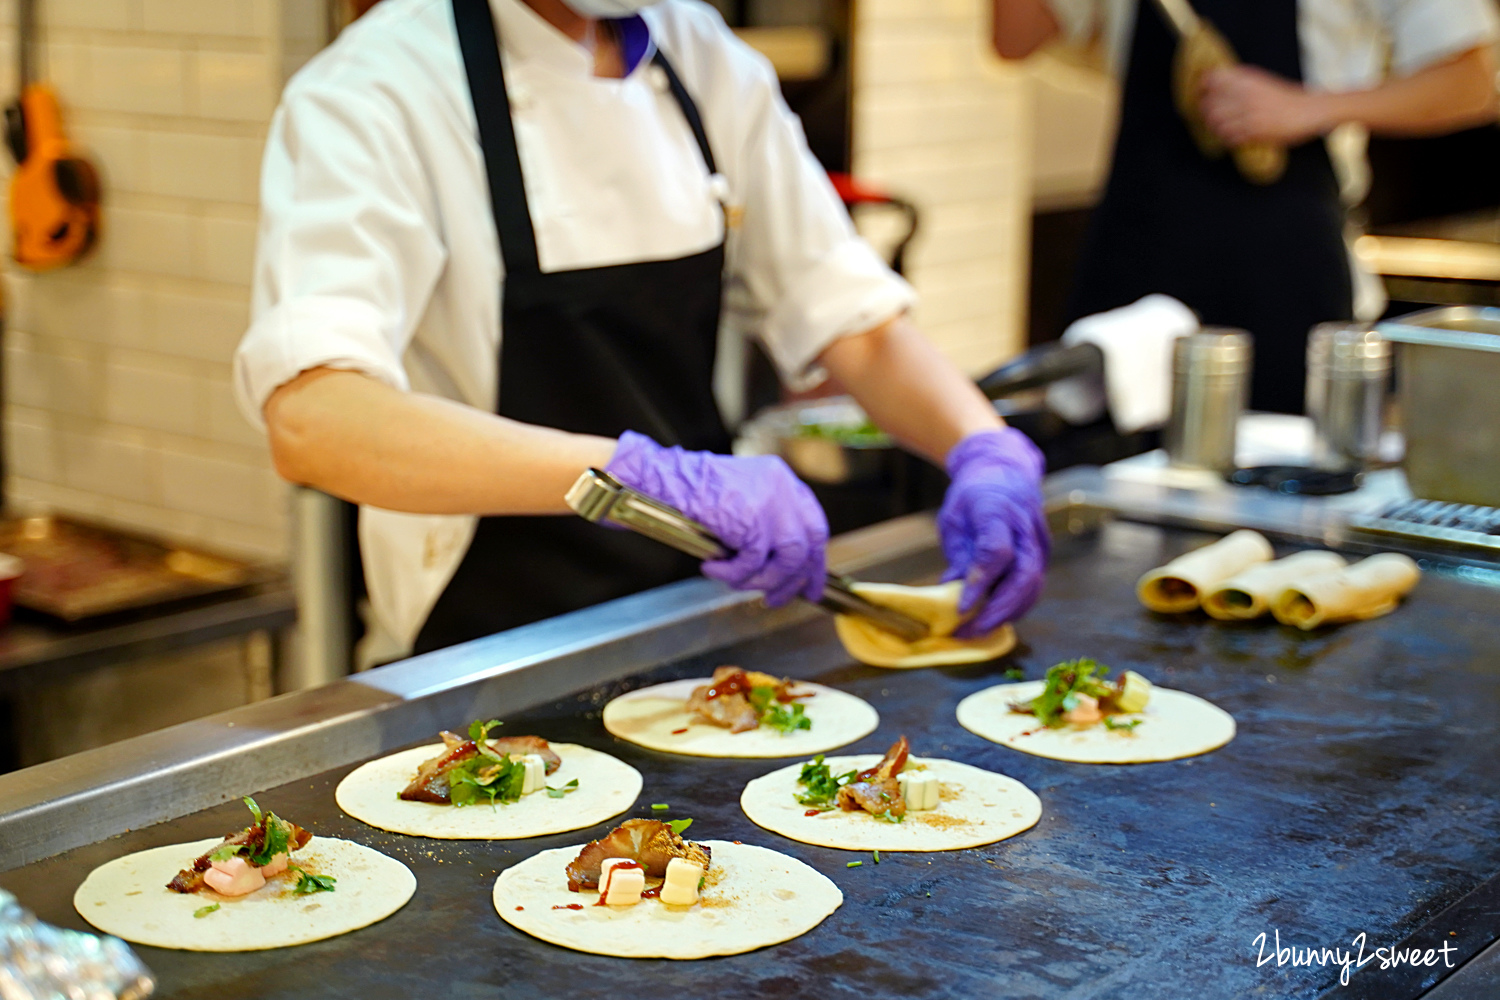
left=937, top=428, right=1050, bottom=638
left=606, top=431, right=829, bottom=607
left=1199, top=65, right=1327, bottom=147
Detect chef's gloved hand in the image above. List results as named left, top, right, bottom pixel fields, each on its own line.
left=938, top=427, right=1050, bottom=638
left=605, top=431, right=829, bottom=607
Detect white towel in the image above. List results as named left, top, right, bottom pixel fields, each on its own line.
left=1046, top=294, right=1199, bottom=433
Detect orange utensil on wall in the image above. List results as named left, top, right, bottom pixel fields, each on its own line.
left=4, top=0, right=100, bottom=271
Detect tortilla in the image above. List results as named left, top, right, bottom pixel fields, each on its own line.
left=740, top=755, right=1041, bottom=851
left=602, top=679, right=876, bottom=757
left=834, top=581, right=1017, bottom=668
left=1271, top=553, right=1420, bottom=630
left=1137, top=530, right=1274, bottom=613
left=74, top=836, right=414, bottom=952
left=1202, top=550, right=1347, bottom=620
left=335, top=742, right=640, bottom=839
left=494, top=840, right=841, bottom=959
left=956, top=681, right=1235, bottom=763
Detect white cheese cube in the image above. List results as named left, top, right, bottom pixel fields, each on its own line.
left=898, top=771, right=940, bottom=811
left=659, top=857, right=705, bottom=906
left=600, top=860, right=645, bottom=906
left=519, top=754, right=547, bottom=795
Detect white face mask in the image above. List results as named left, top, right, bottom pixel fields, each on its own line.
left=564, top=0, right=658, bottom=16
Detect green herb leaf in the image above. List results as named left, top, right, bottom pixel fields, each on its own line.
left=650, top=803, right=670, bottom=811
left=207, top=842, right=241, bottom=863
left=468, top=719, right=502, bottom=744
left=846, top=861, right=862, bottom=868
left=1103, top=716, right=1143, bottom=732
left=1003, top=666, right=1025, bottom=681
left=763, top=702, right=812, bottom=736
left=248, top=813, right=292, bottom=868
left=1024, top=659, right=1115, bottom=728
left=193, top=903, right=220, bottom=918
left=748, top=685, right=775, bottom=715
left=546, top=779, right=580, bottom=799
left=243, top=797, right=263, bottom=825
left=667, top=818, right=693, bottom=836
left=875, top=809, right=903, bottom=824
left=794, top=755, right=858, bottom=810
left=872, top=850, right=881, bottom=864
left=288, top=865, right=337, bottom=895
left=448, top=751, right=526, bottom=808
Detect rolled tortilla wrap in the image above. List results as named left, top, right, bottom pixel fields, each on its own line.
left=1136, top=530, right=1274, bottom=613
left=1202, top=551, right=1347, bottom=621
left=1271, top=553, right=1421, bottom=630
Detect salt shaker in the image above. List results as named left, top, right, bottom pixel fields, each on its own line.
left=1165, top=329, right=1253, bottom=473
left=1305, top=322, right=1390, bottom=471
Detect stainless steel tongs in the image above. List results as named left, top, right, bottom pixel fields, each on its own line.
left=566, top=468, right=931, bottom=642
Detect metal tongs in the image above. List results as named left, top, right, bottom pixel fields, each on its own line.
left=566, top=468, right=931, bottom=642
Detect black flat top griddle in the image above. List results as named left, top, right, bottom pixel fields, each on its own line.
left=4, top=520, right=1500, bottom=1000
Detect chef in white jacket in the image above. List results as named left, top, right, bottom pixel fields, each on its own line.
left=235, top=0, right=1053, bottom=658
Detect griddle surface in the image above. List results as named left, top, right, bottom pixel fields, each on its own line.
left=5, top=522, right=1500, bottom=999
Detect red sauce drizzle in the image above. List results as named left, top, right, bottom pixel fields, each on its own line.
left=552, top=904, right=584, bottom=910
left=733, top=840, right=742, bottom=845
left=704, top=670, right=751, bottom=701
left=641, top=885, right=663, bottom=899
left=804, top=809, right=822, bottom=817
left=594, top=860, right=644, bottom=906
left=671, top=727, right=689, bottom=735
left=514, top=906, right=524, bottom=911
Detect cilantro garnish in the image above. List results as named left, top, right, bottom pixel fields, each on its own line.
left=243, top=797, right=263, bottom=825
left=193, top=903, right=220, bottom=918
left=872, top=850, right=881, bottom=864
left=667, top=818, right=694, bottom=836
left=846, top=861, right=862, bottom=868
left=763, top=702, right=811, bottom=735
left=1003, top=666, right=1025, bottom=681
left=875, top=809, right=903, bottom=824
left=289, top=865, right=337, bottom=895
left=651, top=803, right=669, bottom=811
left=1021, top=659, right=1116, bottom=728
left=469, top=719, right=501, bottom=743
left=1104, top=717, right=1143, bottom=733
left=795, top=755, right=858, bottom=810
left=448, top=752, right=526, bottom=808
left=546, top=779, right=580, bottom=799
left=207, top=842, right=240, bottom=863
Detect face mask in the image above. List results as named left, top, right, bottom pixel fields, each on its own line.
left=564, top=0, right=658, bottom=16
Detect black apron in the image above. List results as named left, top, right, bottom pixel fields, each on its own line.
left=1068, top=0, right=1353, bottom=415
left=413, top=0, right=733, bottom=654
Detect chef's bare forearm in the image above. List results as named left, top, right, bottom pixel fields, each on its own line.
left=263, top=367, right=616, bottom=515
left=819, top=316, right=1004, bottom=466
left=990, top=0, right=1061, bottom=60
left=1314, top=47, right=1498, bottom=137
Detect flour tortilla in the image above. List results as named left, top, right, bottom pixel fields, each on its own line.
left=834, top=581, right=1017, bottom=668
left=335, top=742, right=640, bottom=839
left=74, top=836, right=414, bottom=952
left=1202, top=550, right=1347, bottom=620
left=956, top=681, right=1235, bottom=763
left=494, top=840, right=841, bottom=959
left=602, top=679, right=876, bottom=757
left=741, top=755, right=1041, bottom=851
left=1271, top=553, right=1420, bottom=630
left=1137, top=530, right=1274, bottom=613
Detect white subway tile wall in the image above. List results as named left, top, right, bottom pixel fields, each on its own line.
left=0, top=0, right=290, bottom=560
left=853, top=0, right=1031, bottom=376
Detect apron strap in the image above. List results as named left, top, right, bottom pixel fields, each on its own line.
left=452, top=0, right=719, bottom=276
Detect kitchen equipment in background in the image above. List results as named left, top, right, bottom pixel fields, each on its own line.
left=829, top=173, right=918, bottom=275
left=1350, top=498, right=1500, bottom=557
left=0, top=553, right=21, bottom=626
left=4, top=0, right=100, bottom=271
left=0, top=517, right=259, bottom=621
left=1305, top=322, right=1391, bottom=471
left=566, top=467, right=931, bottom=641
left=1164, top=328, right=1252, bottom=472
left=1152, top=0, right=1286, bottom=185
left=1379, top=306, right=1500, bottom=507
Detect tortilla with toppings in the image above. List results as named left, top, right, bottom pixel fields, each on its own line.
left=336, top=736, right=641, bottom=839
left=494, top=837, right=841, bottom=959
left=740, top=741, right=1041, bottom=852
left=957, top=680, right=1235, bottom=763
left=602, top=676, right=877, bottom=758
left=75, top=830, right=413, bottom=952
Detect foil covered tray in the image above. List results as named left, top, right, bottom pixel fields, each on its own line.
left=0, top=516, right=259, bottom=621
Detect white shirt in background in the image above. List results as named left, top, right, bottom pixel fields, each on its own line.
left=234, top=0, right=914, bottom=653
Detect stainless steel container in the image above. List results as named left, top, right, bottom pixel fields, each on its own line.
left=1165, top=328, right=1253, bottom=473
left=1379, top=306, right=1500, bottom=507
left=1305, top=322, right=1391, bottom=471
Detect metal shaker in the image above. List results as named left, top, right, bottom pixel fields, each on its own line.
left=1165, top=328, right=1253, bottom=473
left=1305, top=322, right=1390, bottom=471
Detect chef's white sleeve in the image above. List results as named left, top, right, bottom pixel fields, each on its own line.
left=710, top=27, right=915, bottom=387
left=1378, top=0, right=1500, bottom=76
left=233, top=80, right=447, bottom=430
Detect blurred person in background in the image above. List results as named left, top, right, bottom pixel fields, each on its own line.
left=993, top=0, right=1500, bottom=413
left=236, top=0, right=1050, bottom=658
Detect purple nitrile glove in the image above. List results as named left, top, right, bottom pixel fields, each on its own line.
left=605, top=431, right=829, bottom=607
left=938, top=427, right=1050, bottom=638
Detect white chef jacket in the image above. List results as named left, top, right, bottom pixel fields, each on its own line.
left=234, top=0, right=915, bottom=654
left=1044, top=0, right=1500, bottom=318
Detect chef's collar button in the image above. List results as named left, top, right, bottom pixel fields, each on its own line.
left=648, top=64, right=670, bottom=93
left=708, top=173, right=732, bottom=202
